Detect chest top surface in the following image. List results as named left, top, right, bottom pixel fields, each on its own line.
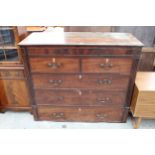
left=19, top=32, right=143, bottom=47
left=136, top=72, right=155, bottom=91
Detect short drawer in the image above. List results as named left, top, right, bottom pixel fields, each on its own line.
left=136, top=92, right=155, bottom=106
left=29, top=57, right=79, bottom=73
left=35, top=90, right=126, bottom=106
left=82, top=58, right=133, bottom=75
left=37, top=106, right=128, bottom=122
left=131, top=91, right=155, bottom=118
left=133, top=105, right=155, bottom=118
left=32, top=74, right=130, bottom=91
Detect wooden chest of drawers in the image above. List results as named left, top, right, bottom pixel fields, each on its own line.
left=19, top=32, right=143, bottom=122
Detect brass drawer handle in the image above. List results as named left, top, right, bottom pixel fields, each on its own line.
left=49, top=79, right=63, bottom=86
left=51, top=112, right=64, bottom=118
left=99, top=63, right=104, bottom=68
left=57, top=96, right=64, bottom=101
left=99, top=63, right=113, bottom=69
left=96, top=113, right=107, bottom=119
left=47, top=62, right=62, bottom=68
left=96, top=97, right=111, bottom=103
left=97, top=79, right=112, bottom=85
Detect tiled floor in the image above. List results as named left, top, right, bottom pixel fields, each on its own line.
left=0, top=111, right=155, bottom=129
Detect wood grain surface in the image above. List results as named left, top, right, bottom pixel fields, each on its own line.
left=19, top=32, right=143, bottom=46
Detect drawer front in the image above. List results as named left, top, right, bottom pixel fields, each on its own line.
left=137, top=92, right=155, bottom=106
left=27, top=47, right=137, bottom=56
left=82, top=58, right=133, bottom=74
left=133, top=92, right=155, bottom=117
left=37, top=106, right=127, bottom=122
left=32, top=74, right=129, bottom=91
left=134, top=105, right=155, bottom=118
left=35, top=90, right=126, bottom=106
left=29, top=57, right=79, bottom=73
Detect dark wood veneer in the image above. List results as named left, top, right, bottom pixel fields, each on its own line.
left=27, top=46, right=141, bottom=57
left=29, top=57, right=80, bottom=73
left=35, top=90, right=126, bottom=106
left=82, top=58, right=133, bottom=74
left=37, top=106, right=128, bottom=122
left=32, top=74, right=130, bottom=91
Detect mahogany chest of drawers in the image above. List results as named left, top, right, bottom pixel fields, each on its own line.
left=19, top=32, right=143, bottom=122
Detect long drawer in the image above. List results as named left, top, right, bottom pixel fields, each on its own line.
left=82, top=58, right=133, bottom=75
left=32, top=74, right=130, bottom=91
left=29, top=57, right=80, bottom=73
left=34, top=90, right=126, bottom=106
left=37, top=106, right=128, bottom=122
